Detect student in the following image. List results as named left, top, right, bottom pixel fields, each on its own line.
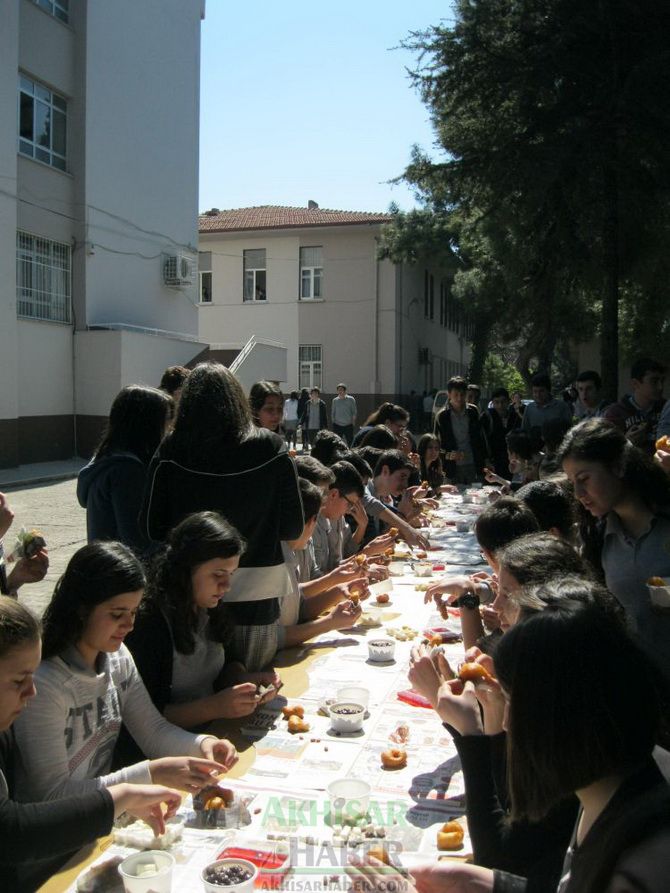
left=312, top=461, right=365, bottom=574
left=538, top=416, right=570, bottom=478
left=301, top=387, right=328, bottom=447
left=574, top=369, right=607, bottom=420
left=159, top=365, right=190, bottom=411
left=603, top=357, right=666, bottom=453
left=331, top=383, right=357, bottom=445
left=13, top=541, right=237, bottom=804
left=297, top=388, right=310, bottom=450
left=516, top=478, right=576, bottom=539
left=249, top=381, right=284, bottom=433
left=283, top=390, right=300, bottom=449
left=140, top=363, right=304, bottom=671
left=558, top=417, right=670, bottom=680
left=309, top=429, right=348, bottom=466
left=123, top=513, right=280, bottom=743
left=521, top=371, right=573, bottom=448
left=434, top=376, right=487, bottom=484
left=364, top=449, right=423, bottom=540
left=352, top=403, right=409, bottom=446
left=280, top=480, right=364, bottom=645
left=0, top=493, right=49, bottom=599
left=391, top=592, right=670, bottom=893
left=480, top=387, right=520, bottom=478
left=359, top=425, right=400, bottom=450
left=466, top=382, right=482, bottom=413
left=77, top=385, right=173, bottom=554
left=0, top=596, right=183, bottom=893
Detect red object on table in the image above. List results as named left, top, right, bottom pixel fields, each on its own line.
left=433, top=563, right=445, bottom=571
left=397, top=688, right=433, bottom=708
left=218, top=846, right=288, bottom=888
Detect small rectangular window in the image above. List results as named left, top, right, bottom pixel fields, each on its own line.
left=243, top=248, right=266, bottom=301
left=299, top=246, right=323, bottom=300
left=298, top=344, right=322, bottom=389
left=34, top=0, right=69, bottom=23
left=16, top=230, right=71, bottom=323
left=18, top=75, right=67, bottom=171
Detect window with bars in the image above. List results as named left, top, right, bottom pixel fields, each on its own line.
left=33, top=0, right=69, bottom=23
left=243, top=249, right=267, bottom=301
left=18, top=76, right=67, bottom=171
left=299, top=246, right=323, bottom=299
left=16, top=231, right=71, bottom=323
left=299, top=345, right=322, bottom=390
left=199, top=252, right=212, bottom=303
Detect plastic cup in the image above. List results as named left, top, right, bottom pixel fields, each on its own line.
left=337, top=686, right=370, bottom=708
left=118, top=850, right=174, bottom=893
left=368, top=637, right=396, bottom=662
left=327, top=778, right=371, bottom=824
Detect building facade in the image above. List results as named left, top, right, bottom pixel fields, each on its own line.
left=0, top=0, right=207, bottom=467
left=198, top=205, right=473, bottom=419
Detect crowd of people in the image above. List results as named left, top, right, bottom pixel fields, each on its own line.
left=1, top=355, right=670, bottom=892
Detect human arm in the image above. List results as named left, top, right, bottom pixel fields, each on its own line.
left=164, top=683, right=260, bottom=726
left=377, top=506, right=429, bottom=549
left=347, top=855, right=498, bottom=893
left=5, top=547, right=49, bottom=596
left=282, top=599, right=362, bottom=647
left=300, top=581, right=369, bottom=621
left=110, top=460, right=150, bottom=552
left=299, top=557, right=366, bottom=598
left=0, top=492, right=14, bottom=539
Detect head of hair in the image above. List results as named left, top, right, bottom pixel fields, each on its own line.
left=310, top=430, right=348, bottom=466
left=374, top=449, right=414, bottom=477
left=417, top=433, right=440, bottom=464
left=364, top=403, right=409, bottom=427
left=329, top=460, right=365, bottom=498
left=95, top=385, right=172, bottom=465
left=474, top=496, right=540, bottom=554
left=289, top=391, right=299, bottom=401
left=541, top=417, right=570, bottom=454
left=144, top=512, right=244, bottom=653
left=506, top=430, right=535, bottom=461
left=491, top=387, right=510, bottom=400
left=42, top=542, right=145, bottom=659
left=337, top=383, right=347, bottom=391
left=294, top=455, right=335, bottom=487
left=300, top=388, right=310, bottom=399
left=417, top=434, right=443, bottom=485
left=497, top=532, right=589, bottom=586
left=0, top=596, right=40, bottom=659
left=341, top=451, right=373, bottom=481
left=631, top=356, right=665, bottom=381
left=530, top=371, right=552, bottom=391
left=169, top=363, right=253, bottom=462
left=516, top=479, right=575, bottom=538
left=360, top=425, right=399, bottom=450
left=512, top=575, right=623, bottom=625
left=467, top=383, right=481, bottom=396
left=575, top=369, right=602, bottom=390
left=356, top=446, right=383, bottom=472
left=248, top=381, right=283, bottom=420
left=159, top=365, right=190, bottom=395
left=495, top=598, right=663, bottom=822
left=447, top=376, right=467, bottom=393
left=556, top=418, right=670, bottom=512
left=310, top=386, right=321, bottom=396
left=298, top=478, right=324, bottom=522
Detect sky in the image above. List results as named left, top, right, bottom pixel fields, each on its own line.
left=198, top=1, right=454, bottom=215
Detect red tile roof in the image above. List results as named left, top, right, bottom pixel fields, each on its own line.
left=198, top=205, right=393, bottom=233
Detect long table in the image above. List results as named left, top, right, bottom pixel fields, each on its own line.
left=39, top=491, right=490, bottom=892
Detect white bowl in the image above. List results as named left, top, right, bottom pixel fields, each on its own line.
left=119, top=850, right=175, bottom=893
left=368, top=637, right=396, bottom=662
left=201, top=858, right=259, bottom=893
left=388, top=561, right=406, bottom=576
left=648, top=584, right=670, bottom=609
left=328, top=700, right=365, bottom=732
left=327, top=778, right=371, bottom=823
left=337, top=685, right=370, bottom=708
left=413, top=561, right=433, bottom=577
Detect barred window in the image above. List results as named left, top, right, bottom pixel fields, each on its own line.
left=299, top=344, right=322, bottom=390
left=16, top=231, right=71, bottom=323
left=33, top=0, right=69, bottom=23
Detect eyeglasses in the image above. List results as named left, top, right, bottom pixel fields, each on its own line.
left=343, top=494, right=359, bottom=510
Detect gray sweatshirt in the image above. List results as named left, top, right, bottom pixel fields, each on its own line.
left=13, top=644, right=212, bottom=802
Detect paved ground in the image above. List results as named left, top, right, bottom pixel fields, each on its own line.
left=2, top=478, right=86, bottom=617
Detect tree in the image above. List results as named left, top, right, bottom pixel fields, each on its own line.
left=397, top=0, right=670, bottom=400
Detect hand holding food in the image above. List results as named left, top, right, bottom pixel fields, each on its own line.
left=214, top=682, right=260, bottom=718
left=110, top=783, right=182, bottom=837
left=148, top=756, right=228, bottom=792
left=200, top=737, right=238, bottom=770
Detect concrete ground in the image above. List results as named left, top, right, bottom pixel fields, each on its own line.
left=2, top=477, right=86, bottom=617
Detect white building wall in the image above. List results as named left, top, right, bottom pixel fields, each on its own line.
left=81, top=0, right=202, bottom=335
left=17, top=320, right=73, bottom=416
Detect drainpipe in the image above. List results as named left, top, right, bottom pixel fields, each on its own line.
left=372, top=237, right=380, bottom=396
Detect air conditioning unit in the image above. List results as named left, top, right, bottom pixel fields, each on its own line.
left=163, top=253, right=194, bottom=286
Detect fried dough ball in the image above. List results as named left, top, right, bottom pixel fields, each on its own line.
left=287, top=715, right=310, bottom=733
left=282, top=705, right=305, bottom=719
left=381, top=747, right=407, bottom=769
left=437, top=820, right=464, bottom=850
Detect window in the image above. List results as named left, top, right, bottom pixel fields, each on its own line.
left=299, top=345, right=322, bottom=390
left=440, top=281, right=447, bottom=327
left=33, top=0, right=69, bottom=23
left=243, top=249, right=266, bottom=301
left=18, top=76, right=67, bottom=171
left=424, top=270, right=429, bottom=317
left=299, top=246, right=323, bottom=299
left=429, top=274, right=435, bottom=320
left=198, top=252, right=212, bottom=303
left=16, top=231, right=71, bottom=323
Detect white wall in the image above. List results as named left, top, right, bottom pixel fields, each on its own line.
left=0, top=1, right=20, bottom=424
left=17, top=320, right=73, bottom=416
left=81, top=0, right=202, bottom=335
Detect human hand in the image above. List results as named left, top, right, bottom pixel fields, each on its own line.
left=435, top=678, right=484, bottom=736
left=423, top=576, right=471, bottom=613
left=398, top=487, right=422, bottom=521
left=346, top=498, right=369, bottom=531
left=408, top=644, right=444, bottom=708
left=627, top=421, right=649, bottom=447
left=0, top=493, right=14, bottom=540
left=411, top=862, right=495, bottom=893
left=408, top=451, right=421, bottom=469
left=328, top=598, right=363, bottom=629
left=480, top=606, right=501, bottom=633
left=464, top=652, right=505, bottom=735
left=655, top=448, right=670, bottom=475
left=214, top=683, right=260, bottom=717
left=348, top=855, right=415, bottom=893
left=243, top=670, right=283, bottom=702
left=439, top=483, right=459, bottom=494
left=364, top=532, right=397, bottom=557
left=149, top=756, right=227, bottom=792
left=110, top=783, right=182, bottom=836
left=484, top=467, right=506, bottom=486
left=329, top=558, right=367, bottom=587
left=365, top=563, right=389, bottom=583
left=399, top=525, right=430, bottom=550
left=200, top=737, right=238, bottom=770
left=7, top=548, right=49, bottom=591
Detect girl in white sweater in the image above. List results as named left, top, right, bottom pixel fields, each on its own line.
left=13, top=541, right=237, bottom=802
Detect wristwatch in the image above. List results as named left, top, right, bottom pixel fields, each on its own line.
left=455, top=589, right=480, bottom=610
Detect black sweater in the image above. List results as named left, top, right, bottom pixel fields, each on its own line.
left=0, top=728, right=114, bottom=892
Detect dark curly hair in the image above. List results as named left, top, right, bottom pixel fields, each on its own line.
left=42, top=542, right=145, bottom=659
left=143, top=512, right=245, bottom=654
left=0, top=596, right=40, bottom=658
